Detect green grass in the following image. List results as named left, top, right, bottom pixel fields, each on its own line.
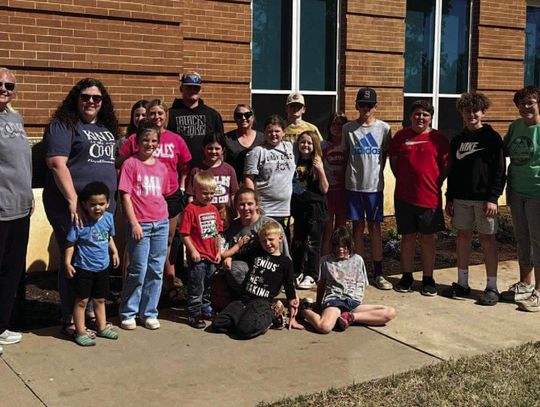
left=259, top=342, right=540, bottom=407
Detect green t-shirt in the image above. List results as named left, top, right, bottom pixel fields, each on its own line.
left=504, top=118, right=540, bottom=198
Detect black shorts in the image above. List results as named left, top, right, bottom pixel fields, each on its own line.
left=165, top=188, right=184, bottom=219
left=70, top=267, right=110, bottom=300
left=395, top=199, right=445, bottom=235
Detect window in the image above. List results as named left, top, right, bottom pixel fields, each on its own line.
left=525, top=3, right=540, bottom=87
left=403, top=0, right=471, bottom=138
left=252, top=0, right=339, bottom=133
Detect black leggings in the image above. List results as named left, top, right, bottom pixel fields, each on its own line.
left=213, top=298, right=272, bottom=339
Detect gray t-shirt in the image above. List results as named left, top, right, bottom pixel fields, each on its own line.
left=0, top=110, right=33, bottom=221
left=319, top=254, right=368, bottom=304
left=244, top=141, right=295, bottom=217
left=342, top=119, right=391, bottom=192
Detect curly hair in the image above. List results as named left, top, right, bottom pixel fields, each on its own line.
left=513, top=86, right=540, bottom=107
left=456, top=92, right=491, bottom=112
left=48, top=78, right=119, bottom=138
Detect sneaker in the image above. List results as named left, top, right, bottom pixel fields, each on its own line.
left=442, top=282, right=471, bottom=299
left=120, top=319, right=136, bottom=330
left=374, top=275, right=393, bottom=290
left=500, top=282, right=535, bottom=303
left=299, top=297, right=314, bottom=311
left=477, top=288, right=499, bottom=306
left=187, top=316, right=206, bottom=329
left=0, top=330, right=22, bottom=345
left=394, top=273, right=414, bottom=293
left=516, top=290, right=540, bottom=312
left=143, top=318, right=160, bottom=330
left=336, top=311, right=355, bottom=331
left=295, top=273, right=304, bottom=286
left=297, top=276, right=316, bottom=290
left=0, top=345, right=3, bottom=354
left=270, top=300, right=286, bottom=329
left=421, top=279, right=438, bottom=297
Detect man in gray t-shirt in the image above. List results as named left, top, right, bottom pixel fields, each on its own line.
left=342, top=87, right=393, bottom=291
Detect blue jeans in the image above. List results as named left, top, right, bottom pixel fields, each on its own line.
left=187, top=259, right=216, bottom=317
left=120, top=219, right=169, bottom=320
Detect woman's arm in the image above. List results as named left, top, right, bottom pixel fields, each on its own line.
left=46, top=156, right=80, bottom=224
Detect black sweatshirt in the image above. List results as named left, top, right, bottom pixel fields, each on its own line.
left=167, top=98, right=224, bottom=168
left=446, top=124, right=506, bottom=204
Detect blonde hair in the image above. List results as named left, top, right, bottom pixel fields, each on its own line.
left=146, top=99, right=169, bottom=128
left=258, top=220, right=282, bottom=238
left=193, top=171, right=217, bottom=191
left=0, top=67, right=16, bottom=113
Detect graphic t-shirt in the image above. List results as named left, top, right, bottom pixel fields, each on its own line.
left=244, top=141, right=295, bottom=217
left=504, top=118, right=540, bottom=199
left=179, top=202, right=223, bottom=263
left=319, top=254, right=368, bottom=304
left=119, top=129, right=191, bottom=194
left=43, top=119, right=118, bottom=216
left=284, top=121, right=322, bottom=143
left=0, top=110, right=33, bottom=221
left=342, top=119, right=391, bottom=192
left=322, top=140, right=346, bottom=191
left=66, top=212, right=115, bottom=272
left=389, top=127, right=450, bottom=208
left=185, top=162, right=239, bottom=207
left=235, top=248, right=296, bottom=302
left=118, top=157, right=172, bottom=222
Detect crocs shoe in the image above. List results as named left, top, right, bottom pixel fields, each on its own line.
left=97, top=328, right=119, bottom=340
left=442, top=282, right=471, bottom=299
left=477, top=288, right=499, bottom=306
left=74, top=333, right=96, bottom=347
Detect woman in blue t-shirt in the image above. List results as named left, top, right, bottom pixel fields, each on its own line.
left=43, top=78, right=119, bottom=336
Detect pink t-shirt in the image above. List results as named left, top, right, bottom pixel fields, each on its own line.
left=118, top=157, right=172, bottom=222
left=119, top=129, right=191, bottom=194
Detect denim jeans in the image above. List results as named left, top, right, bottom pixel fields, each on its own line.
left=120, top=219, right=169, bottom=320
left=187, top=259, right=216, bottom=317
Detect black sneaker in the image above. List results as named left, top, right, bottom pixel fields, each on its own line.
left=442, top=282, right=471, bottom=299
left=421, top=278, right=438, bottom=297
left=477, top=288, right=499, bottom=306
left=394, top=273, right=414, bottom=293
left=187, top=316, right=206, bottom=329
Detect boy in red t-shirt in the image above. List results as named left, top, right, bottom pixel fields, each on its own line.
left=179, top=171, right=223, bottom=329
left=389, top=100, right=450, bottom=296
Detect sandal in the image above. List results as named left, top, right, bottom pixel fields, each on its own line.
left=96, top=328, right=119, bottom=340
left=74, top=333, right=96, bottom=347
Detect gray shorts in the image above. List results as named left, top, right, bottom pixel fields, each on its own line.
left=451, top=199, right=497, bottom=235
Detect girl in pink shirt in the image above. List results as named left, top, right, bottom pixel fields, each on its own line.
left=118, top=120, right=173, bottom=330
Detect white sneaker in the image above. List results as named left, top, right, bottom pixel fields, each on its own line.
left=298, top=276, right=316, bottom=290
left=143, top=318, right=160, bottom=330
left=0, top=330, right=22, bottom=345
left=120, top=319, right=136, bottom=330
left=295, top=273, right=304, bottom=286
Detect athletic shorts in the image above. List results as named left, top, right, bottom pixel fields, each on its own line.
left=451, top=199, right=497, bottom=235
left=165, top=188, right=184, bottom=219
left=347, top=191, right=384, bottom=223
left=395, top=199, right=445, bottom=235
left=326, top=189, right=347, bottom=217
left=70, top=267, right=110, bottom=300
left=322, top=298, right=361, bottom=312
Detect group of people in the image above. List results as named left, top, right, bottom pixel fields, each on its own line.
left=0, top=66, right=539, bottom=351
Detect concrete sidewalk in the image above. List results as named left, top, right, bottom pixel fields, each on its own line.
left=1, top=260, right=538, bottom=406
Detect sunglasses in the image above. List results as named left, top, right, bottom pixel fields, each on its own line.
left=357, top=102, right=376, bottom=109
left=80, top=94, right=103, bottom=103
left=0, top=82, right=15, bottom=91
left=234, top=111, right=253, bottom=120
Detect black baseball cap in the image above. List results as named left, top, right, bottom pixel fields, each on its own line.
left=356, top=87, right=377, bottom=104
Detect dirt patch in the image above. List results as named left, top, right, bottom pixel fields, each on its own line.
left=16, top=207, right=516, bottom=331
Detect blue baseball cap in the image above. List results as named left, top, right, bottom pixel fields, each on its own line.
left=180, top=71, right=202, bottom=86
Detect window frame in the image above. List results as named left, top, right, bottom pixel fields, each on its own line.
left=525, top=1, right=540, bottom=87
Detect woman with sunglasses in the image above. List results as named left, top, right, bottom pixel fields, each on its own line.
left=0, top=68, right=33, bottom=353
left=43, top=78, right=119, bottom=337
left=224, top=104, right=264, bottom=181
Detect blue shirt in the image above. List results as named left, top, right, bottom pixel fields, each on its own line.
left=66, top=212, right=115, bottom=272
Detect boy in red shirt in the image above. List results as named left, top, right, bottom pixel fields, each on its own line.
left=179, top=171, right=223, bottom=328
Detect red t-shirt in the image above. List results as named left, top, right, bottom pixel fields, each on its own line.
left=185, top=162, right=239, bottom=207
left=119, top=129, right=191, bottom=194
left=389, top=127, right=449, bottom=208
left=178, top=202, right=223, bottom=263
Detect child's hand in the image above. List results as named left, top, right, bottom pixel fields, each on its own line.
left=214, top=252, right=221, bottom=264
left=191, top=249, right=201, bottom=263
left=111, top=252, right=120, bottom=268
left=237, top=235, right=250, bottom=248
left=131, top=223, right=144, bottom=241
left=222, top=257, right=232, bottom=270
left=312, top=156, right=324, bottom=172
left=288, top=298, right=300, bottom=309
left=484, top=201, right=498, bottom=217
left=65, top=264, right=76, bottom=279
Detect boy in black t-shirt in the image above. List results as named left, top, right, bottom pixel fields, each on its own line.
left=213, top=220, right=303, bottom=338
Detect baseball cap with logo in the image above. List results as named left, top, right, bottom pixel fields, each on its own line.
left=286, top=92, right=305, bottom=106
left=181, top=71, right=202, bottom=86
left=356, top=87, right=377, bottom=104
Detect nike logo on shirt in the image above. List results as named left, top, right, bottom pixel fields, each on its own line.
left=455, top=142, right=485, bottom=160
left=404, top=140, right=429, bottom=146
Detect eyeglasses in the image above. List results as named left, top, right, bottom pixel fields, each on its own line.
left=234, top=111, right=253, bottom=120
left=80, top=94, right=103, bottom=103
left=0, top=82, right=15, bottom=91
